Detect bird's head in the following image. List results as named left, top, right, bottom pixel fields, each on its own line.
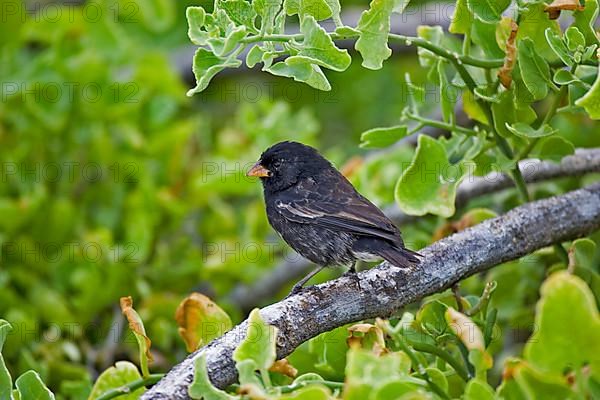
left=247, top=141, right=331, bottom=192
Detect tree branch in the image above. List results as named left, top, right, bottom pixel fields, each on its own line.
left=229, top=149, right=600, bottom=309
left=143, top=183, right=600, bottom=399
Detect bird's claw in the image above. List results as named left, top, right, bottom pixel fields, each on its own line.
left=341, top=269, right=362, bottom=291
left=285, top=284, right=304, bottom=298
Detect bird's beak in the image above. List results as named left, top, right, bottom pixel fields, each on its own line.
left=247, top=162, right=271, bottom=178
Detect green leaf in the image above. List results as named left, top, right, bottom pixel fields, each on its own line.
left=220, top=0, right=257, bottom=32
left=416, top=26, right=444, bottom=68
left=416, top=299, right=449, bottom=336
left=569, top=238, right=597, bottom=271
left=545, top=29, right=573, bottom=66
left=497, top=358, right=574, bottom=400
left=573, top=0, right=600, bottom=46
left=393, top=0, right=411, bottom=14
left=465, top=379, right=495, bottom=400
left=449, top=0, right=472, bottom=34
left=0, top=321, right=10, bottom=352
left=463, top=90, right=489, bottom=124
left=582, top=44, right=598, bottom=62
left=246, top=45, right=264, bottom=68
left=569, top=239, right=600, bottom=306
left=187, top=6, right=208, bottom=45
left=565, top=27, right=586, bottom=51
left=575, top=60, right=600, bottom=119
left=187, top=48, right=242, bottom=96
left=359, top=126, right=408, bottom=148
left=395, top=135, right=467, bottom=217
left=88, top=363, right=144, bottom=400
left=324, top=0, right=342, bottom=26
left=438, top=62, right=458, bottom=124
left=235, top=359, right=264, bottom=387
left=345, top=349, right=414, bottom=399
left=517, top=3, right=560, bottom=59
left=298, top=326, right=349, bottom=376
left=518, top=38, right=553, bottom=100
left=222, top=26, right=248, bottom=55
left=472, top=19, right=505, bottom=58
left=189, top=355, right=236, bottom=400
left=268, top=57, right=331, bottom=90
left=15, top=371, right=54, bottom=400
left=425, top=367, right=448, bottom=393
left=469, top=349, right=493, bottom=378
left=531, top=136, right=574, bottom=162
left=491, top=89, right=518, bottom=138
left=233, top=309, right=278, bottom=370
left=505, top=123, right=557, bottom=138
left=0, top=321, right=12, bottom=400
left=284, top=0, right=333, bottom=21
left=553, top=69, right=581, bottom=85
left=355, top=0, right=394, bottom=70
left=295, top=16, right=351, bottom=71
left=253, top=0, right=283, bottom=33
left=279, top=385, right=332, bottom=399
left=524, top=272, right=600, bottom=377
left=466, top=0, right=510, bottom=23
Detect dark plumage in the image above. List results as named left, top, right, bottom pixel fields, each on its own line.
left=247, top=141, right=421, bottom=293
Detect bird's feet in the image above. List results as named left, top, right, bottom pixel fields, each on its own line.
left=285, top=283, right=305, bottom=298
left=342, top=264, right=362, bottom=291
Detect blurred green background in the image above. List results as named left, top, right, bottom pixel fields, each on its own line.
left=1, top=0, right=599, bottom=398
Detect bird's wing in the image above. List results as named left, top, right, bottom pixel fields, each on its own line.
left=273, top=173, right=404, bottom=245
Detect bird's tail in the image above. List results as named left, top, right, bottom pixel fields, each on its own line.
left=377, top=246, right=422, bottom=269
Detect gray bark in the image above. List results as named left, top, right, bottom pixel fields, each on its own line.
left=229, top=149, right=600, bottom=309
left=143, top=183, right=600, bottom=399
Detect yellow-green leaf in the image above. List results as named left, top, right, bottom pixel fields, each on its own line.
left=296, top=16, right=351, bottom=71
left=175, top=293, right=232, bottom=352
left=467, top=0, right=510, bottom=23
left=267, top=57, right=332, bottom=91
left=189, top=355, right=236, bottom=400
left=89, top=362, right=144, bottom=400
left=524, top=272, right=600, bottom=377
left=518, top=38, right=553, bottom=100
left=395, top=135, right=467, bottom=217
left=187, top=49, right=242, bottom=96
left=450, top=0, right=473, bottom=34
left=15, top=371, right=54, bottom=400
left=0, top=321, right=13, bottom=400
left=232, top=309, right=278, bottom=370
left=575, top=54, right=600, bottom=119
left=359, top=126, right=408, bottom=148
left=355, top=0, right=394, bottom=70
left=574, top=0, right=600, bottom=45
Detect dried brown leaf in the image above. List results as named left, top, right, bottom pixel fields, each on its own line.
left=544, top=0, right=584, bottom=19
left=347, top=323, right=388, bottom=356
left=120, top=296, right=153, bottom=363
left=498, top=19, right=519, bottom=89
left=269, top=359, right=298, bottom=378
left=175, top=292, right=232, bottom=352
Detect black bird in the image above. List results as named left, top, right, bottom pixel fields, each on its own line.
left=247, top=141, right=421, bottom=293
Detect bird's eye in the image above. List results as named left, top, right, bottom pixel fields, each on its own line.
left=273, top=160, right=282, bottom=169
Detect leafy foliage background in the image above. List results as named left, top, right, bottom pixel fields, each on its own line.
left=0, top=0, right=599, bottom=398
